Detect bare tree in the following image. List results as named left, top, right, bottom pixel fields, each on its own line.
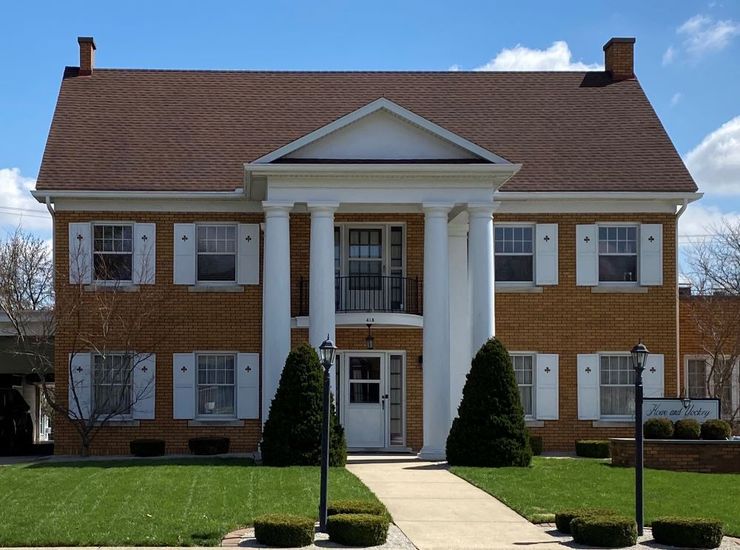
left=683, top=219, right=740, bottom=421
left=1, top=227, right=170, bottom=455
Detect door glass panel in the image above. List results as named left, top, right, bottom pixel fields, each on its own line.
left=350, top=383, right=380, bottom=404
left=389, top=355, right=404, bottom=446
left=349, top=357, right=381, bottom=404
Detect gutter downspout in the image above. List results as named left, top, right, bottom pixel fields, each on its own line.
left=45, top=197, right=55, bottom=287
left=675, top=198, right=689, bottom=397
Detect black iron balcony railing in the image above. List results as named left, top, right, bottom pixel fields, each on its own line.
left=298, top=275, right=422, bottom=316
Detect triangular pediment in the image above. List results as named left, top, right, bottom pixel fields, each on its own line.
left=253, top=98, right=510, bottom=164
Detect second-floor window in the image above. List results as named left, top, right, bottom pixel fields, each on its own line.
left=494, top=226, right=534, bottom=283
left=93, top=353, right=133, bottom=416
left=197, top=224, right=237, bottom=282
left=600, top=354, right=635, bottom=417
left=93, top=224, right=133, bottom=282
left=598, top=226, right=638, bottom=283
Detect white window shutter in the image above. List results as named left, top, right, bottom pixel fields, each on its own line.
left=173, top=353, right=196, bottom=419
left=535, top=224, right=558, bottom=285
left=68, top=352, right=92, bottom=419
left=173, top=223, right=196, bottom=285
left=237, top=224, right=260, bottom=285
left=133, top=223, right=156, bottom=284
left=643, top=353, right=665, bottom=398
left=639, top=224, right=663, bottom=286
left=237, top=352, right=260, bottom=419
left=132, top=353, right=156, bottom=420
left=68, top=223, right=92, bottom=284
left=577, top=354, right=600, bottom=420
left=576, top=225, right=598, bottom=286
left=535, top=354, right=559, bottom=420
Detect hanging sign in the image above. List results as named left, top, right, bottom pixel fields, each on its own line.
left=643, top=398, right=720, bottom=421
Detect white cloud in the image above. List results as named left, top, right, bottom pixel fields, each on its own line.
left=662, top=45, right=677, bottom=65
left=677, top=14, right=740, bottom=58
left=670, top=92, right=683, bottom=107
left=470, top=41, right=603, bottom=72
left=0, top=168, right=51, bottom=236
left=685, top=116, right=740, bottom=195
left=679, top=202, right=740, bottom=239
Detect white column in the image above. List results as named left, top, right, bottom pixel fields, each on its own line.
left=261, top=201, right=293, bottom=424
left=468, top=203, right=495, bottom=355
left=448, top=222, right=470, bottom=422
left=308, top=202, right=339, bottom=349
left=419, top=203, right=452, bottom=460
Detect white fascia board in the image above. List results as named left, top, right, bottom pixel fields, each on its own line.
left=494, top=191, right=703, bottom=201
left=250, top=98, right=513, bottom=165
left=246, top=162, right=521, bottom=177
left=32, top=188, right=245, bottom=203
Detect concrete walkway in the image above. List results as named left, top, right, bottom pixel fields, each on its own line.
left=346, top=454, right=562, bottom=550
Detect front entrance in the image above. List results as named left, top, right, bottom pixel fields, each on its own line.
left=338, top=352, right=405, bottom=450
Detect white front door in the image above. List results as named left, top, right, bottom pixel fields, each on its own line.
left=344, top=353, right=386, bottom=448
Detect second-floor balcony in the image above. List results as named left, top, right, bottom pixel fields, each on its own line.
left=297, top=275, right=422, bottom=317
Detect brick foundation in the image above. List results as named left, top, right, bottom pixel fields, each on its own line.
left=610, top=438, right=740, bottom=473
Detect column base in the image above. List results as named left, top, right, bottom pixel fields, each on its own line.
left=417, top=447, right=447, bottom=461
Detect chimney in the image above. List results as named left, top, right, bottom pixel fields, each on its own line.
left=77, top=36, right=96, bottom=76
left=603, top=37, right=635, bottom=81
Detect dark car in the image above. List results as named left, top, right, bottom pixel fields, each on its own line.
left=0, top=388, right=33, bottom=455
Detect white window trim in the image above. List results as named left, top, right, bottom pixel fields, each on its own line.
left=194, top=351, right=238, bottom=420
left=195, top=222, right=239, bottom=286
left=92, top=351, right=135, bottom=421
left=597, top=222, right=640, bottom=287
left=493, top=222, right=536, bottom=287
left=335, top=223, right=407, bottom=278
left=511, top=351, right=536, bottom=420
left=92, top=221, right=135, bottom=285
left=598, top=351, right=635, bottom=421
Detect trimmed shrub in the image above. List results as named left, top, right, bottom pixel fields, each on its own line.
left=130, top=439, right=165, bottom=457
left=326, top=513, right=389, bottom=547
left=554, top=508, right=618, bottom=534
left=651, top=517, right=724, bottom=548
left=570, top=514, right=637, bottom=548
left=188, top=437, right=229, bottom=455
left=328, top=500, right=388, bottom=518
left=261, top=344, right=347, bottom=466
left=254, top=514, right=315, bottom=548
left=575, top=440, right=610, bottom=458
left=644, top=417, right=674, bottom=439
left=701, top=419, right=732, bottom=440
left=673, top=418, right=701, bottom=440
left=446, top=338, right=532, bottom=467
left=529, top=434, right=544, bottom=456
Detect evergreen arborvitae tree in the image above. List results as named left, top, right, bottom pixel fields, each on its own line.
left=261, top=343, right=347, bottom=466
left=446, top=337, right=532, bottom=467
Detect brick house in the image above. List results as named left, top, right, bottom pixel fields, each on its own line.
left=33, top=36, right=701, bottom=457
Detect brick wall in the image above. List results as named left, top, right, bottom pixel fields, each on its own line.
left=611, top=438, right=740, bottom=473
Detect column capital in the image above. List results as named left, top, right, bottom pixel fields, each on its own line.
left=467, top=202, right=497, bottom=218
left=423, top=203, right=453, bottom=217
left=262, top=201, right=294, bottom=217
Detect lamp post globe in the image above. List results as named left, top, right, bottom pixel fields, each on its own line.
left=318, top=334, right=337, bottom=532
left=630, top=340, right=649, bottom=536
left=319, top=337, right=337, bottom=369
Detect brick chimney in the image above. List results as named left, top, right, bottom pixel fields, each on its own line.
left=603, top=37, right=635, bottom=81
left=77, top=36, right=96, bottom=76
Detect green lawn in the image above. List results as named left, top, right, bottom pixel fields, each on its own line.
left=0, top=458, right=379, bottom=546
left=451, top=457, right=740, bottom=537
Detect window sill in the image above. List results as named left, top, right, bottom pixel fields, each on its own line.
left=525, top=419, right=544, bottom=428
left=84, top=284, right=140, bottom=292
left=592, top=420, right=633, bottom=428
left=496, top=285, right=543, bottom=294
left=591, top=286, right=647, bottom=294
left=188, top=284, right=243, bottom=293
left=188, top=419, right=244, bottom=427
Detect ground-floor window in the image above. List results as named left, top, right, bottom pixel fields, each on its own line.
left=687, top=356, right=737, bottom=419
left=600, top=354, right=635, bottom=418
left=197, top=353, right=236, bottom=417
left=93, top=353, right=133, bottom=416
left=511, top=354, right=534, bottom=417
left=389, top=354, right=404, bottom=446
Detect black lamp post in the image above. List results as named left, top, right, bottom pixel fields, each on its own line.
left=630, top=341, right=649, bottom=536
left=318, top=336, right=337, bottom=532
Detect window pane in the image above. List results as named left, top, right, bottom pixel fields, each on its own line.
left=349, top=382, right=380, bottom=403
left=198, top=255, right=236, bottom=281
left=519, top=386, right=533, bottom=416
left=599, top=256, right=637, bottom=282
left=349, top=357, right=381, bottom=380
left=389, top=355, right=403, bottom=445
left=687, top=359, right=707, bottom=398
left=94, top=253, right=132, bottom=281
left=600, top=386, right=635, bottom=416
left=495, top=256, right=534, bottom=282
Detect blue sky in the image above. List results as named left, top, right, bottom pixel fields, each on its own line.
left=1, top=0, right=739, bottom=247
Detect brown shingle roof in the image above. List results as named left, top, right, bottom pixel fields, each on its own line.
left=36, top=68, right=697, bottom=193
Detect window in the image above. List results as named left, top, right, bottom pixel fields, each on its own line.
left=687, top=358, right=708, bottom=398
left=197, top=354, right=236, bottom=417
left=197, top=225, right=237, bottom=282
left=93, top=224, right=133, bottom=281
left=494, top=226, right=534, bottom=283
left=600, top=355, right=635, bottom=417
left=512, top=354, right=534, bottom=417
left=598, top=226, right=638, bottom=283
left=93, top=353, right=133, bottom=416
left=688, top=357, right=736, bottom=418
left=348, top=229, right=383, bottom=290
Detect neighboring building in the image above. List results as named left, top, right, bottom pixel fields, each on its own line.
left=34, top=36, right=700, bottom=456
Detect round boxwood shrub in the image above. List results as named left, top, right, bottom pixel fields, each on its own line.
left=673, top=418, right=701, bottom=440
left=701, top=419, right=732, bottom=440
left=554, top=508, right=618, bottom=534
left=570, top=514, right=637, bottom=548
left=328, top=500, right=388, bottom=518
left=253, top=514, right=315, bottom=548
left=261, top=344, right=347, bottom=466
left=528, top=434, right=544, bottom=456
left=188, top=437, right=229, bottom=455
left=644, top=417, right=674, bottom=439
left=446, top=338, right=532, bottom=467
left=130, top=438, right=165, bottom=457
left=326, top=513, right=389, bottom=547
left=651, top=517, right=724, bottom=548
left=575, top=440, right=610, bottom=458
